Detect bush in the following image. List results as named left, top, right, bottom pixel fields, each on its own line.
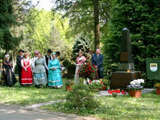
left=67, top=64, right=76, bottom=78
left=66, top=84, right=98, bottom=112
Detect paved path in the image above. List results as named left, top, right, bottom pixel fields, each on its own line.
left=0, top=104, right=82, bottom=120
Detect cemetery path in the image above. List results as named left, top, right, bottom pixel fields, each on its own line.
left=0, top=104, right=82, bottom=120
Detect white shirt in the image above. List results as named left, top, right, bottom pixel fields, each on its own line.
left=31, top=57, right=38, bottom=69
left=21, top=58, right=32, bottom=68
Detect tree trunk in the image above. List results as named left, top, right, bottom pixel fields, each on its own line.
left=94, top=0, right=100, bottom=52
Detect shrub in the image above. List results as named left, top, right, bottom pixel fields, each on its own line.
left=67, top=64, right=76, bottom=78
left=66, top=84, right=98, bottom=112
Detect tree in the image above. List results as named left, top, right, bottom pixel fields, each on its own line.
left=72, top=37, right=91, bottom=60
left=53, top=0, right=111, bottom=52
left=102, top=0, right=160, bottom=78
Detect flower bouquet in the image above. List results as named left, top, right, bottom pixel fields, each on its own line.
left=99, top=79, right=110, bottom=90
left=108, top=89, right=126, bottom=97
left=88, top=80, right=103, bottom=91
left=155, top=82, right=160, bottom=95
left=127, top=79, right=145, bottom=97
left=78, top=62, right=98, bottom=80
left=65, top=80, right=74, bottom=91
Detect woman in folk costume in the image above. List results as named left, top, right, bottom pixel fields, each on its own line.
left=48, top=53, right=63, bottom=88
left=74, top=51, right=86, bottom=84
left=1, top=54, right=17, bottom=86
left=21, top=52, right=33, bottom=86
left=33, top=52, right=47, bottom=88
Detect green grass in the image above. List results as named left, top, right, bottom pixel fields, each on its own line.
left=40, top=92, right=160, bottom=120
left=0, top=78, right=70, bottom=105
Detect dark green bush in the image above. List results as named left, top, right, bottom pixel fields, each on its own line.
left=66, top=84, right=98, bottom=112
left=67, top=64, right=76, bottom=78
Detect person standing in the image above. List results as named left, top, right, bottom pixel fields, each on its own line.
left=17, top=49, right=24, bottom=86
left=21, top=52, right=33, bottom=86
left=74, top=51, right=86, bottom=84
left=33, top=52, right=47, bottom=88
left=2, top=54, right=17, bottom=86
left=43, top=49, right=52, bottom=86
left=48, top=53, right=63, bottom=88
left=91, top=49, right=104, bottom=79
left=31, top=50, right=39, bottom=70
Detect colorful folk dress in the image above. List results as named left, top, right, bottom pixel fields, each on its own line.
left=1, top=61, right=17, bottom=86
left=32, top=58, right=47, bottom=85
left=48, top=59, right=63, bottom=88
left=21, top=58, right=33, bottom=85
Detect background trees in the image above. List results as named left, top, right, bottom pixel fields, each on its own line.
left=102, top=0, right=160, bottom=78
left=53, top=0, right=111, bottom=51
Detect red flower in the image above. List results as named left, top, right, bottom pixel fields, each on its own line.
left=101, top=82, right=103, bottom=84
left=89, top=81, right=92, bottom=84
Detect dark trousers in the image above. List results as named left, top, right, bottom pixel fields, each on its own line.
left=98, top=69, right=103, bottom=79
left=46, top=69, right=48, bottom=86
left=18, top=67, right=22, bottom=85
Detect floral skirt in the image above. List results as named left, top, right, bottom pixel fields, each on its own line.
left=34, top=73, right=47, bottom=85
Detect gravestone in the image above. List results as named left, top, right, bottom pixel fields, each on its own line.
left=111, top=27, right=141, bottom=88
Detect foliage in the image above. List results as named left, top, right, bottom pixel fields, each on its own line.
left=65, top=84, right=98, bottom=112
left=78, top=62, right=98, bottom=80
left=102, top=0, right=160, bottom=79
left=22, top=9, right=73, bottom=61
left=72, top=37, right=91, bottom=60
left=53, top=0, right=112, bottom=50
left=0, top=0, right=30, bottom=53
left=65, top=80, right=74, bottom=87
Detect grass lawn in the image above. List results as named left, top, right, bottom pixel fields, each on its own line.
left=40, top=91, right=160, bottom=120
left=0, top=78, right=71, bottom=105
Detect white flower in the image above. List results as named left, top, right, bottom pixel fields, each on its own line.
left=130, top=81, right=135, bottom=85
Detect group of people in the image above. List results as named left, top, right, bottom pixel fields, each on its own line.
left=2, top=49, right=63, bottom=88
left=1, top=48, right=103, bottom=87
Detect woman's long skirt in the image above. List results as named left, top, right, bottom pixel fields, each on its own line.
left=48, top=71, right=62, bottom=88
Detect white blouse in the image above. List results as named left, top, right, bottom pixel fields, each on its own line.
left=21, top=58, right=32, bottom=68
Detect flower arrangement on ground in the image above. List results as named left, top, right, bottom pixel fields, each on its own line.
left=108, top=89, right=126, bottom=97
left=88, top=80, right=103, bottom=91
left=99, top=79, right=110, bottom=90
left=127, top=79, right=145, bottom=98
left=78, top=62, right=98, bottom=80
left=155, top=82, right=160, bottom=95
left=65, top=80, right=74, bottom=91
left=155, top=82, right=160, bottom=88
left=127, top=79, right=145, bottom=90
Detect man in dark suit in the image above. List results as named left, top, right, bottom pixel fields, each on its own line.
left=17, top=49, right=24, bottom=86
left=91, top=49, right=104, bottom=79
left=43, top=49, right=52, bottom=87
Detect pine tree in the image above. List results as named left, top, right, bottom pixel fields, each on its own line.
left=102, top=0, right=160, bottom=78
left=72, top=37, right=91, bottom=60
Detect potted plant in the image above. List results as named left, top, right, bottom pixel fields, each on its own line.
left=99, top=79, right=110, bottom=90
left=88, top=81, right=103, bottom=91
left=127, top=79, right=145, bottom=98
left=155, top=82, right=160, bottom=95
left=65, top=80, right=74, bottom=91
